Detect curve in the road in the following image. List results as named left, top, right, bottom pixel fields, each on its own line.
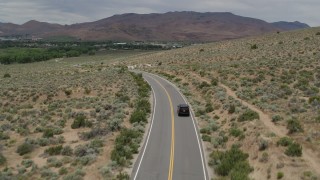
left=132, top=72, right=208, bottom=180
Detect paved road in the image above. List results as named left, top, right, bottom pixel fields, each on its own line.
left=131, top=72, right=209, bottom=180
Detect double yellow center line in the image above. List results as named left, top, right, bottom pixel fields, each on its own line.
left=154, top=78, right=175, bottom=180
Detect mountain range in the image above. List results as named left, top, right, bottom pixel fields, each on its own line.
left=0, top=11, right=310, bottom=41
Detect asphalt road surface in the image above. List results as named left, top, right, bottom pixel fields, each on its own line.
left=131, top=72, right=209, bottom=180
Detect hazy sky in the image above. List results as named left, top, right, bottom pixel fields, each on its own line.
left=0, top=0, right=319, bottom=26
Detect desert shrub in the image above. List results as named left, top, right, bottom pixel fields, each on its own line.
left=80, top=127, right=108, bottom=140
left=111, top=129, right=141, bottom=166
left=40, top=168, right=58, bottom=179
left=277, top=137, right=293, bottom=146
left=195, top=109, right=206, bottom=117
left=47, top=157, right=63, bottom=167
left=74, top=145, right=90, bottom=157
left=129, top=110, right=147, bottom=123
left=287, top=118, right=303, bottom=134
left=199, top=70, right=205, bottom=77
left=211, top=78, right=219, bottom=86
left=251, top=44, right=258, bottom=49
left=0, top=153, right=6, bottom=165
left=130, top=72, right=150, bottom=98
left=74, top=154, right=96, bottom=166
left=84, top=87, right=91, bottom=94
left=59, top=167, right=68, bottom=175
left=309, top=96, right=320, bottom=104
left=316, top=32, right=320, bottom=35
left=71, top=114, right=92, bottom=129
left=45, top=145, right=63, bottom=156
left=89, top=138, right=104, bottom=149
left=21, top=159, right=33, bottom=168
left=229, top=128, right=243, bottom=137
left=200, top=127, right=211, bottom=134
left=63, top=168, right=85, bottom=180
left=43, top=128, right=54, bottom=138
left=136, top=99, right=151, bottom=113
left=64, top=89, right=72, bottom=96
left=61, top=146, right=73, bottom=156
left=205, top=103, right=214, bottom=113
left=277, top=172, right=284, bottom=179
left=107, top=118, right=122, bottom=131
left=100, top=164, right=112, bottom=179
left=3, top=73, right=11, bottom=78
left=209, top=145, right=252, bottom=178
left=202, top=134, right=211, bottom=142
left=258, top=139, right=269, bottom=151
left=199, top=81, right=210, bottom=89
left=238, top=109, right=259, bottom=122
left=17, top=142, right=34, bottom=156
left=116, top=171, right=130, bottom=180
left=18, top=167, right=26, bottom=174
left=0, top=131, right=9, bottom=140
left=228, top=104, right=236, bottom=114
left=116, top=92, right=130, bottom=103
left=272, top=114, right=283, bottom=123
left=285, top=142, right=302, bottom=157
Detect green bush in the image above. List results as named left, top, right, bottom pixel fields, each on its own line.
left=309, top=96, right=320, bottom=104
left=3, top=73, right=11, bottom=78
left=43, top=128, right=54, bottom=138
left=238, top=109, right=259, bottom=122
left=316, top=32, right=320, bottom=35
left=199, top=81, right=210, bottom=89
left=61, top=146, right=73, bottom=156
left=272, top=115, right=283, bottom=123
left=211, top=78, right=219, bottom=86
left=64, top=89, right=72, bottom=96
left=259, top=139, right=269, bottom=151
left=0, top=131, right=9, bottom=140
left=287, top=118, right=303, bottom=134
left=277, top=172, right=284, bottom=179
left=129, top=110, right=147, bottom=124
left=205, top=103, right=214, bottom=113
left=116, top=171, right=130, bottom=180
left=45, top=145, right=63, bottom=156
left=59, top=167, right=68, bottom=175
left=111, top=129, right=141, bottom=166
left=71, top=114, right=92, bottom=129
left=285, top=142, right=302, bottom=157
left=210, top=145, right=252, bottom=178
left=277, top=137, right=293, bottom=146
left=202, top=134, right=211, bottom=142
left=228, top=104, right=236, bottom=114
left=200, top=127, right=211, bottom=134
left=136, top=99, right=151, bottom=113
left=21, top=159, right=34, bottom=168
left=63, top=168, right=85, bottom=180
left=0, top=153, right=6, bottom=165
left=17, top=142, right=34, bottom=156
left=251, top=44, right=258, bottom=49
left=229, top=128, right=243, bottom=137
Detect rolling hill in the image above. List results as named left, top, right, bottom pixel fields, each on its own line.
left=0, top=11, right=310, bottom=41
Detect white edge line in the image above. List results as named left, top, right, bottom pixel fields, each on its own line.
left=133, top=74, right=157, bottom=180
left=146, top=72, right=208, bottom=180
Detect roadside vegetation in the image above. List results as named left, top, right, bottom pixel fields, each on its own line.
left=129, top=27, right=320, bottom=179
left=0, top=51, right=151, bottom=179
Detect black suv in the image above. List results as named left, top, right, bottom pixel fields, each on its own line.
left=177, top=104, right=190, bottom=116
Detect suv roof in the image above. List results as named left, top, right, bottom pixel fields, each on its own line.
left=178, top=104, right=189, bottom=107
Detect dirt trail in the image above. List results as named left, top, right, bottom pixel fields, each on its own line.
left=190, top=72, right=320, bottom=176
